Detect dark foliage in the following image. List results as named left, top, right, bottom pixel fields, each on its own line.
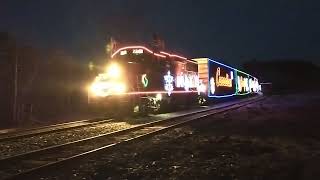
left=243, top=59, right=320, bottom=94
left=0, top=33, right=102, bottom=127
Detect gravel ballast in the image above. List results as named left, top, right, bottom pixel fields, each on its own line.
left=26, top=94, right=320, bottom=180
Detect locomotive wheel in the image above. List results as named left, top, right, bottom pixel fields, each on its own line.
left=152, top=101, right=161, bottom=113
left=153, top=100, right=167, bottom=114
left=198, top=96, right=207, bottom=106
left=131, top=97, right=149, bottom=116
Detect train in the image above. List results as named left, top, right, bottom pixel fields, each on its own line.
left=88, top=45, right=260, bottom=114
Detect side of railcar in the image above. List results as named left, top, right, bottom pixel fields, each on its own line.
left=235, top=69, right=260, bottom=94
left=193, top=58, right=260, bottom=103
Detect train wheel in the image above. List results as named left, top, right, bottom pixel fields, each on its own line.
left=152, top=101, right=161, bottom=113
left=131, top=97, right=149, bottom=116
left=198, top=96, right=207, bottom=106
left=153, top=100, right=167, bottom=114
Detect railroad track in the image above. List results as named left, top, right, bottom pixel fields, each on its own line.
left=0, top=117, right=114, bottom=142
left=0, top=96, right=265, bottom=180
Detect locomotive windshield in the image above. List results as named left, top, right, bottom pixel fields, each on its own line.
left=111, top=47, right=169, bottom=72
left=112, top=48, right=152, bottom=64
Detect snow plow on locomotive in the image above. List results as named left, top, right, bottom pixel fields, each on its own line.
left=88, top=45, right=260, bottom=114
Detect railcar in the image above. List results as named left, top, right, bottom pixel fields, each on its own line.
left=89, top=45, right=260, bottom=114
left=194, top=58, right=260, bottom=102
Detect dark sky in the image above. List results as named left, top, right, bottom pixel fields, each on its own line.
left=1, top=0, right=319, bottom=67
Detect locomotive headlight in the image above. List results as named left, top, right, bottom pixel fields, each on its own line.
left=107, top=63, right=121, bottom=78
left=113, top=83, right=126, bottom=93
left=89, top=64, right=127, bottom=97
left=90, top=81, right=126, bottom=97
left=90, top=82, right=109, bottom=97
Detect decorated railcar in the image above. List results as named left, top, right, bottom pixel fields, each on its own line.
left=89, top=45, right=260, bottom=113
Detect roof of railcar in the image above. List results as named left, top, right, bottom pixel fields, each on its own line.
left=111, top=46, right=197, bottom=64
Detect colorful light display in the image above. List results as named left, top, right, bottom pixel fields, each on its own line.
left=249, top=77, right=259, bottom=92
left=215, top=67, right=233, bottom=87
left=237, top=75, right=249, bottom=93
left=197, top=80, right=206, bottom=95
left=207, top=59, right=237, bottom=97
left=111, top=46, right=198, bottom=65
left=104, top=47, right=260, bottom=101
left=164, top=71, right=174, bottom=96
left=176, top=72, right=199, bottom=91
left=160, top=51, right=188, bottom=60
left=209, top=77, right=215, bottom=94
left=141, top=74, right=148, bottom=88
left=154, top=53, right=166, bottom=58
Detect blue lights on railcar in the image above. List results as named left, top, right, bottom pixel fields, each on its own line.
left=206, top=58, right=259, bottom=98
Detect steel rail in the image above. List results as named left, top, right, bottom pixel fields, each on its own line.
left=0, top=117, right=114, bottom=142
left=1, top=96, right=265, bottom=180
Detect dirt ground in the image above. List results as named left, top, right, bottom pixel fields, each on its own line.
left=41, top=93, right=320, bottom=180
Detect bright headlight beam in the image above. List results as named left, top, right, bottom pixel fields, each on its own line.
left=113, top=83, right=126, bottom=94
left=107, top=63, right=121, bottom=78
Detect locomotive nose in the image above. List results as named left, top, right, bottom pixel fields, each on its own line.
left=89, top=63, right=127, bottom=97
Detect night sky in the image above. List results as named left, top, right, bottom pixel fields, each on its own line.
left=1, top=0, right=319, bottom=67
